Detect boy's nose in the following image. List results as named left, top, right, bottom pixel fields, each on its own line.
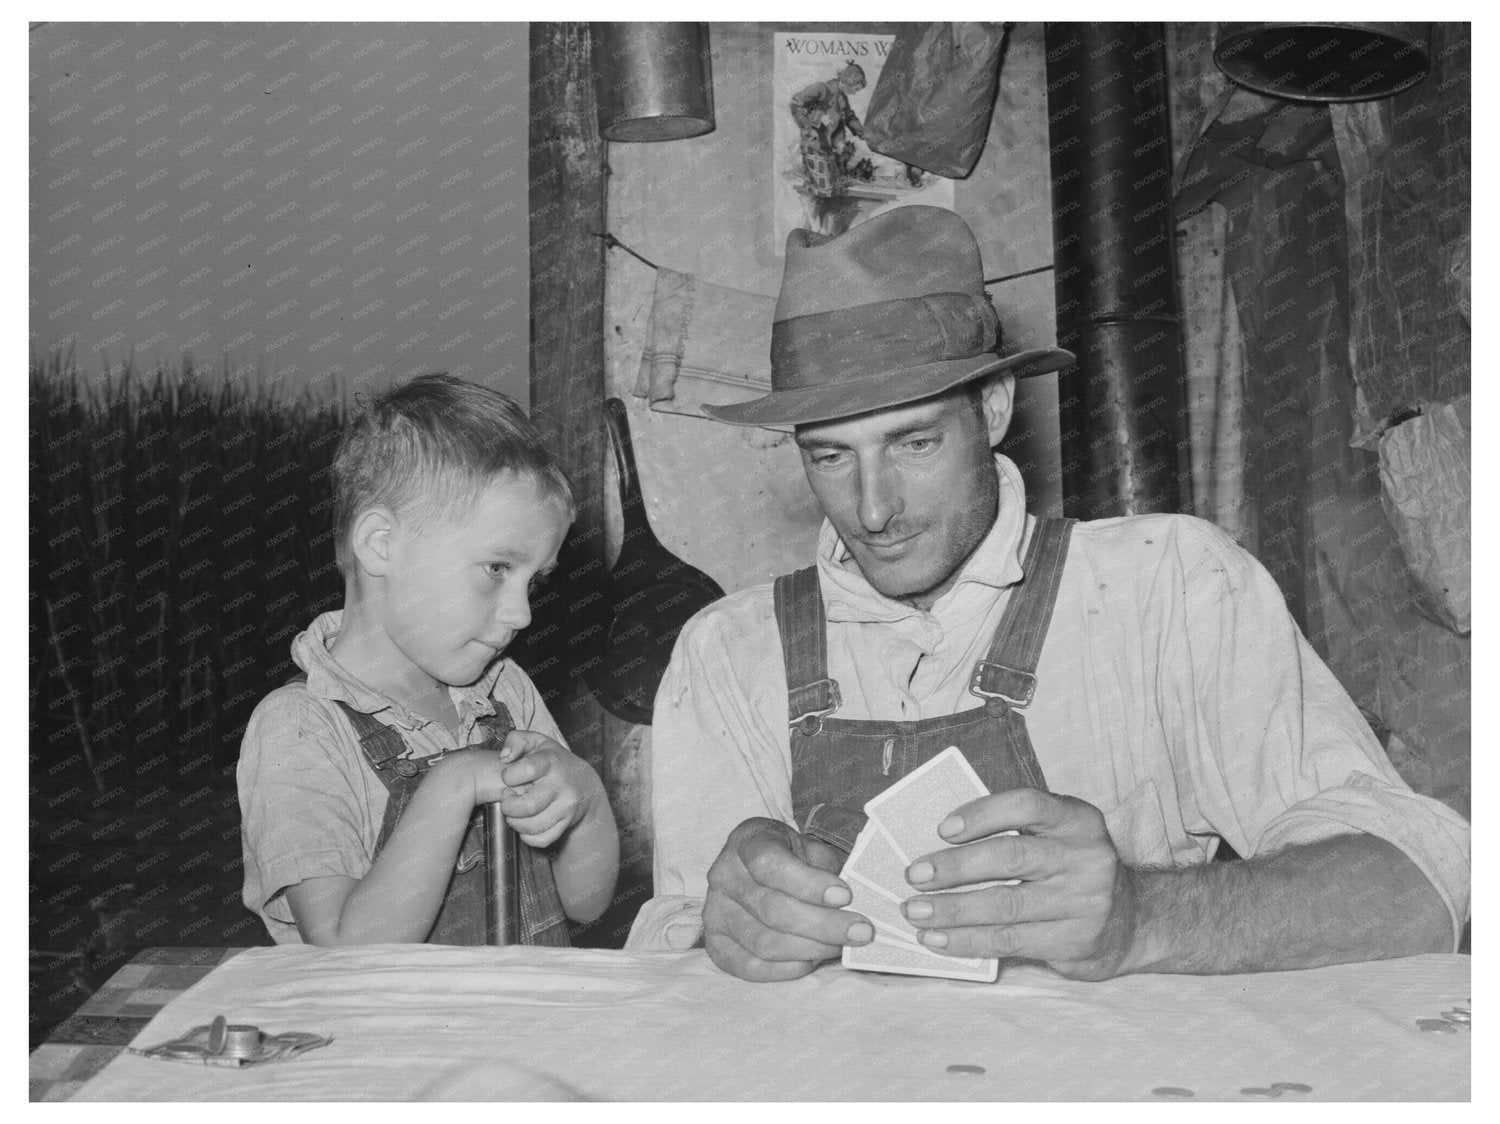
left=495, top=588, right=532, bottom=631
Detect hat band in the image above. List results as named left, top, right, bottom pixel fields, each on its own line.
left=771, top=292, right=999, bottom=390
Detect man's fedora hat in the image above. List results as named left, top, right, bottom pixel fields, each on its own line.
left=705, top=205, right=1074, bottom=428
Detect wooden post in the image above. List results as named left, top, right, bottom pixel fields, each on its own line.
left=528, top=23, right=642, bottom=948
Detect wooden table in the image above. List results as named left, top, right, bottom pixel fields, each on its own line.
left=30, top=948, right=247, bottom=1102
left=33, top=944, right=1471, bottom=1102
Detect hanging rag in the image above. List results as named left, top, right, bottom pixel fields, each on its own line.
left=1378, top=396, right=1470, bottom=636
left=632, top=267, right=783, bottom=432
left=862, top=23, right=1006, bottom=179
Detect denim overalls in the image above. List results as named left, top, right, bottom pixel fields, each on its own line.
left=773, top=517, right=1075, bottom=854
left=333, top=700, right=571, bottom=946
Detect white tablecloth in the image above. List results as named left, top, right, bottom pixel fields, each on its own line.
left=75, top=946, right=1470, bottom=1101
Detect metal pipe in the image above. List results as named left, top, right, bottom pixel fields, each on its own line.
left=1045, top=23, right=1189, bottom=518
left=483, top=804, right=519, bottom=945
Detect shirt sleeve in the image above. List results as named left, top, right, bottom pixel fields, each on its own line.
left=1164, top=519, right=1470, bottom=945
left=625, top=598, right=795, bottom=951
left=236, top=686, right=383, bottom=941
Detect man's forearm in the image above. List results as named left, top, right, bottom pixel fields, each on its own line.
left=1122, top=834, right=1452, bottom=975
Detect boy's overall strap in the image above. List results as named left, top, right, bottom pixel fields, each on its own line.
left=284, top=672, right=420, bottom=782
left=970, top=517, right=1076, bottom=710
left=773, top=566, right=841, bottom=732
left=331, top=699, right=431, bottom=782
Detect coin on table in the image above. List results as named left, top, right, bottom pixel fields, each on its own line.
left=945, top=1064, right=987, bottom=1075
left=1240, top=1087, right=1282, bottom=1097
left=1442, top=1009, right=1470, bottom=1024
left=1416, top=1018, right=1459, bottom=1033
left=1151, top=1087, right=1194, bottom=1098
left=207, top=1015, right=228, bottom=1056
left=1271, top=1082, right=1313, bottom=1093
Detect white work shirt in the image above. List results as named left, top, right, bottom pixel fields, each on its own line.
left=627, top=456, right=1471, bottom=951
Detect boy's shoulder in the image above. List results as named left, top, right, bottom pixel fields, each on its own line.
left=243, top=677, right=350, bottom=748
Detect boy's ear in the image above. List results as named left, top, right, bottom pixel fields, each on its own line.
left=349, top=507, right=397, bottom=577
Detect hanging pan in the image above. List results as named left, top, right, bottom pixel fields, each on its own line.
left=584, top=398, right=725, bottom=724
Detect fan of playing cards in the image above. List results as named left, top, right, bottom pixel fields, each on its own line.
left=841, top=746, right=1007, bottom=982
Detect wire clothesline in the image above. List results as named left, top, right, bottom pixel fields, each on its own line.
left=598, top=232, right=1054, bottom=287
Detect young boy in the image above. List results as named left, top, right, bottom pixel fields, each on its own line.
left=237, top=374, right=618, bottom=945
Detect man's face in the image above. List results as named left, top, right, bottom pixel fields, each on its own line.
left=794, top=386, right=1004, bottom=610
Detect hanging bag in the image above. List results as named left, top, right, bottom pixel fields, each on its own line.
left=863, top=22, right=1006, bottom=180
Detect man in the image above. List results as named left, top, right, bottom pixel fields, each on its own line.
left=625, top=206, right=1469, bottom=983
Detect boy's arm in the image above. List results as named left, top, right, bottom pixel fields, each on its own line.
left=287, top=751, right=489, bottom=945
left=498, top=666, right=619, bottom=925
left=548, top=776, right=620, bottom=925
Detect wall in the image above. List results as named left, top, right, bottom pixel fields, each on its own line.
left=601, top=22, right=1066, bottom=592
left=30, top=22, right=528, bottom=403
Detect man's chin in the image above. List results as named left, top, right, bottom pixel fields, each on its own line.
left=859, top=561, right=940, bottom=605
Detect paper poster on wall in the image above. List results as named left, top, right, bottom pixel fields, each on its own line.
left=773, top=29, right=955, bottom=247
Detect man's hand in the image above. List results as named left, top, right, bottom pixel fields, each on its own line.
left=702, top=817, right=874, bottom=982
left=900, top=788, right=1140, bottom=980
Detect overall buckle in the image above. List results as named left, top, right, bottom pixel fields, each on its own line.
left=788, top=678, right=842, bottom=737
left=969, top=660, right=1036, bottom=715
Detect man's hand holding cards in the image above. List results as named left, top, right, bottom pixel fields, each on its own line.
left=841, top=746, right=1015, bottom=982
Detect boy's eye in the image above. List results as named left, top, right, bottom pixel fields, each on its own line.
left=807, top=449, right=847, bottom=469
left=484, top=562, right=509, bottom=580
left=903, top=435, right=938, bottom=454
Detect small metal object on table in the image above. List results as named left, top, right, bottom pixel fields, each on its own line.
left=29, top=947, right=248, bottom=1102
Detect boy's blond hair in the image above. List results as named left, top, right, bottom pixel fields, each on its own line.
left=331, top=373, right=574, bottom=576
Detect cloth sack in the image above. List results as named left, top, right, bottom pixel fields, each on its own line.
left=863, top=23, right=1006, bottom=179
left=1378, top=396, right=1470, bottom=635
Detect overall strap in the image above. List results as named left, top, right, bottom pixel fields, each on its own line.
left=331, top=699, right=438, bottom=783
left=773, top=566, right=841, bottom=734
left=474, top=704, right=515, bottom=742
left=970, top=517, right=1076, bottom=712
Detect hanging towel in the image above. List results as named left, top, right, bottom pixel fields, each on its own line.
left=633, top=268, right=781, bottom=429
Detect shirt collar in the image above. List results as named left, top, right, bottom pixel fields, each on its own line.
left=291, top=610, right=503, bottom=730
left=815, top=453, right=1032, bottom=624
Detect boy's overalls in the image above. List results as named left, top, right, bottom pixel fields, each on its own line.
left=333, top=700, right=571, bottom=946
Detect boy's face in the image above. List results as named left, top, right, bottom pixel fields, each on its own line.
left=381, top=471, right=569, bottom=688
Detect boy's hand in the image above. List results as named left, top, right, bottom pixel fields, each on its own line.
left=492, top=730, right=604, bottom=849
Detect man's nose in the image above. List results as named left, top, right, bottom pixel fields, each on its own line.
left=856, top=461, right=901, bottom=534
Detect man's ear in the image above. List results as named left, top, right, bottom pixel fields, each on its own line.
left=349, top=507, right=397, bottom=577
left=978, top=373, right=1016, bottom=448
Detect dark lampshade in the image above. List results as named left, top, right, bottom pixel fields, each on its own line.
left=1215, top=22, right=1430, bottom=102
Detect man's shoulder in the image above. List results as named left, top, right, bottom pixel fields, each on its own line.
left=1069, top=511, right=1247, bottom=563
left=676, top=581, right=780, bottom=651
left=1065, top=512, right=1268, bottom=601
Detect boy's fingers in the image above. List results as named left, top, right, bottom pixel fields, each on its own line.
left=500, top=787, right=552, bottom=819
left=501, top=757, right=549, bottom=787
